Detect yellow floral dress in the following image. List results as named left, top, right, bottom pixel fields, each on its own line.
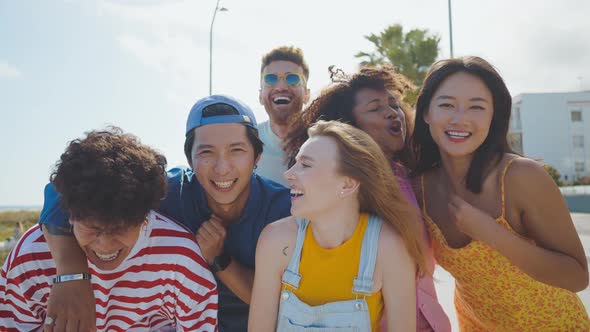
left=421, top=158, right=590, bottom=331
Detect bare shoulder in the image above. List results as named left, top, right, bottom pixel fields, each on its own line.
left=504, top=155, right=546, bottom=176
left=377, top=221, right=408, bottom=258
left=257, top=216, right=299, bottom=265
left=502, top=155, right=567, bottom=218
left=376, top=220, right=416, bottom=285
left=504, top=156, right=556, bottom=194
left=259, top=216, right=298, bottom=246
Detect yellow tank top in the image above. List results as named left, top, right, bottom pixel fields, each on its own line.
left=286, top=213, right=383, bottom=331
left=421, top=157, right=590, bottom=331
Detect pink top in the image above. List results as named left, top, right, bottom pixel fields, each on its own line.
left=389, top=163, right=451, bottom=332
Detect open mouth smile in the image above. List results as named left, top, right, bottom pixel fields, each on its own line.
left=445, top=130, right=472, bottom=142
left=272, top=96, right=292, bottom=106
left=93, top=249, right=122, bottom=262
left=211, top=179, right=238, bottom=191
left=290, top=188, right=304, bottom=199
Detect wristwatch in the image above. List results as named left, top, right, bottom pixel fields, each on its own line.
left=53, top=273, right=92, bottom=284
left=210, top=251, right=232, bottom=273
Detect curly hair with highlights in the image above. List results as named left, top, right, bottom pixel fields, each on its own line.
left=283, top=65, right=415, bottom=168
left=50, top=126, right=168, bottom=229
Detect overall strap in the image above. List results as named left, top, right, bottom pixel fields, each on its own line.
left=281, top=217, right=309, bottom=289
left=353, top=214, right=383, bottom=295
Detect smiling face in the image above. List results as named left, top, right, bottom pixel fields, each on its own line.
left=72, top=218, right=143, bottom=270
left=352, top=88, right=406, bottom=159
left=259, top=60, right=310, bottom=126
left=190, top=123, right=258, bottom=209
left=424, top=72, right=494, bottom=159
left=283, top=135, right=350, bottom=220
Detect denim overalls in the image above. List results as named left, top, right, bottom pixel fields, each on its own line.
left=276, top=215, right=383, bottom=332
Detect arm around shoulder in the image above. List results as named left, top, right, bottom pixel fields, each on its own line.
left=38, top=183, right=96, bottom=332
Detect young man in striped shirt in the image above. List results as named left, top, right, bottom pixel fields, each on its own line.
left=37, top=95, right=291, bottom=331
left=0, top=127, right=218, bottom=331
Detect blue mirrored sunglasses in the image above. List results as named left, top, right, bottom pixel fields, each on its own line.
left=262, top=72, right=305, bottom=87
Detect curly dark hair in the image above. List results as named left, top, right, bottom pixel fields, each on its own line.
left=50, top=126, right=168, bottom=229
left=283, top=65, right=415, bottom=168
left=261, top=46, right=309, bottom=80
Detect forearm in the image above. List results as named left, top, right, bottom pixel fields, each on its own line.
left=216, top=259, right=254, bottom=304
left=479, top=221, right=588, bottom=291
left=42, top=224, right=89, bottom=274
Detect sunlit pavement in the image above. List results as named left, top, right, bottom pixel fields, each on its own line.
left=433, top=213, right=590, bottom=331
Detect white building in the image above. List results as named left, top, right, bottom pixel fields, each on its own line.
left=509, top=91, right=590, bottom=182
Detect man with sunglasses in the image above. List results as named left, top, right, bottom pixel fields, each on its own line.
left=37, top=95, right=292, bottom=332
left=257, top=46, right=310, bottom=186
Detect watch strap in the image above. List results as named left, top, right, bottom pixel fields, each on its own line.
left=210, top=252, right=232, bottom=273
left=53, top=273, right=92, bottom=284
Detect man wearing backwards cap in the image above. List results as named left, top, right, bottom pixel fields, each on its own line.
left=38, top=95, right=291, bottom=332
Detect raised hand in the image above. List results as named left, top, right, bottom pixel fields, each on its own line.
left=195, top=214, right=227, bottom=265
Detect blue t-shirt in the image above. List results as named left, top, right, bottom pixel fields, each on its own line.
left=39, top=167, right=292, bottom=332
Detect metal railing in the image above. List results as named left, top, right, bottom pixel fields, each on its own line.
left=561, top=185, right=590, bottom=196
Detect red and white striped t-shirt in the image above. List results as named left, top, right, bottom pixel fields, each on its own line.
left=0, top=211, right=218, bottom=331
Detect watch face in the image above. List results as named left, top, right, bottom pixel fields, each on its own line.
left=211, top=252, right=231, bottom=273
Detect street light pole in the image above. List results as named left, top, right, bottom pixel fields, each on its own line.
left=209, top=0, right=227, bottom=95
left=448, top=0, right=454, bottom=58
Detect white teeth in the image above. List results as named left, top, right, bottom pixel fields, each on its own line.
left=446, top=131, right=471, bottom=138
left=290, top=189, right=304, bottom=197
left=213, top=180, right=234, bottom=188
left=95, top=250, right=120, bottom=261
left=273, top=96, right=291, bottom=103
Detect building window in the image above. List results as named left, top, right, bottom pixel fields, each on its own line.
left=573, top=135, right=585, bottom=148
left=575, top=161, right=585, bottom=172
left=571, top=111, right=583, bottom=122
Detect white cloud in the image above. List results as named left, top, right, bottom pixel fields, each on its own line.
left=0, top=62, right=22, bottom=79
left=94, top=0, right=590, bottom=102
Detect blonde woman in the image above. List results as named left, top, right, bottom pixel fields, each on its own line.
left=250, top=120, right=426, bottom=331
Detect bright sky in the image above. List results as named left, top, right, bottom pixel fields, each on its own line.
left=1, top=0, right=589, bottom=206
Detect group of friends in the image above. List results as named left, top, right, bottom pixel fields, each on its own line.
left=1, top=46, right=589, bottom=331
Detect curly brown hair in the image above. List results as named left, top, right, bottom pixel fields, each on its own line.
left=283, top=65, right=415, bottom=168
left=261, top=46, right=309, bottom=80
left=50, top=126, right=168, bottom=229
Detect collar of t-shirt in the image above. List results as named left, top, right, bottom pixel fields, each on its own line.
left=181, top=170, right=263, bottom=231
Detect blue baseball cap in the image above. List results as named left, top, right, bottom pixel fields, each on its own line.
left=185, top=95, right=258, bottom=136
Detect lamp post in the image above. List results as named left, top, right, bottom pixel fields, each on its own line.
left=209, top=0, right=228, bottom=95
left=448, top=0, right=454, bottom=58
